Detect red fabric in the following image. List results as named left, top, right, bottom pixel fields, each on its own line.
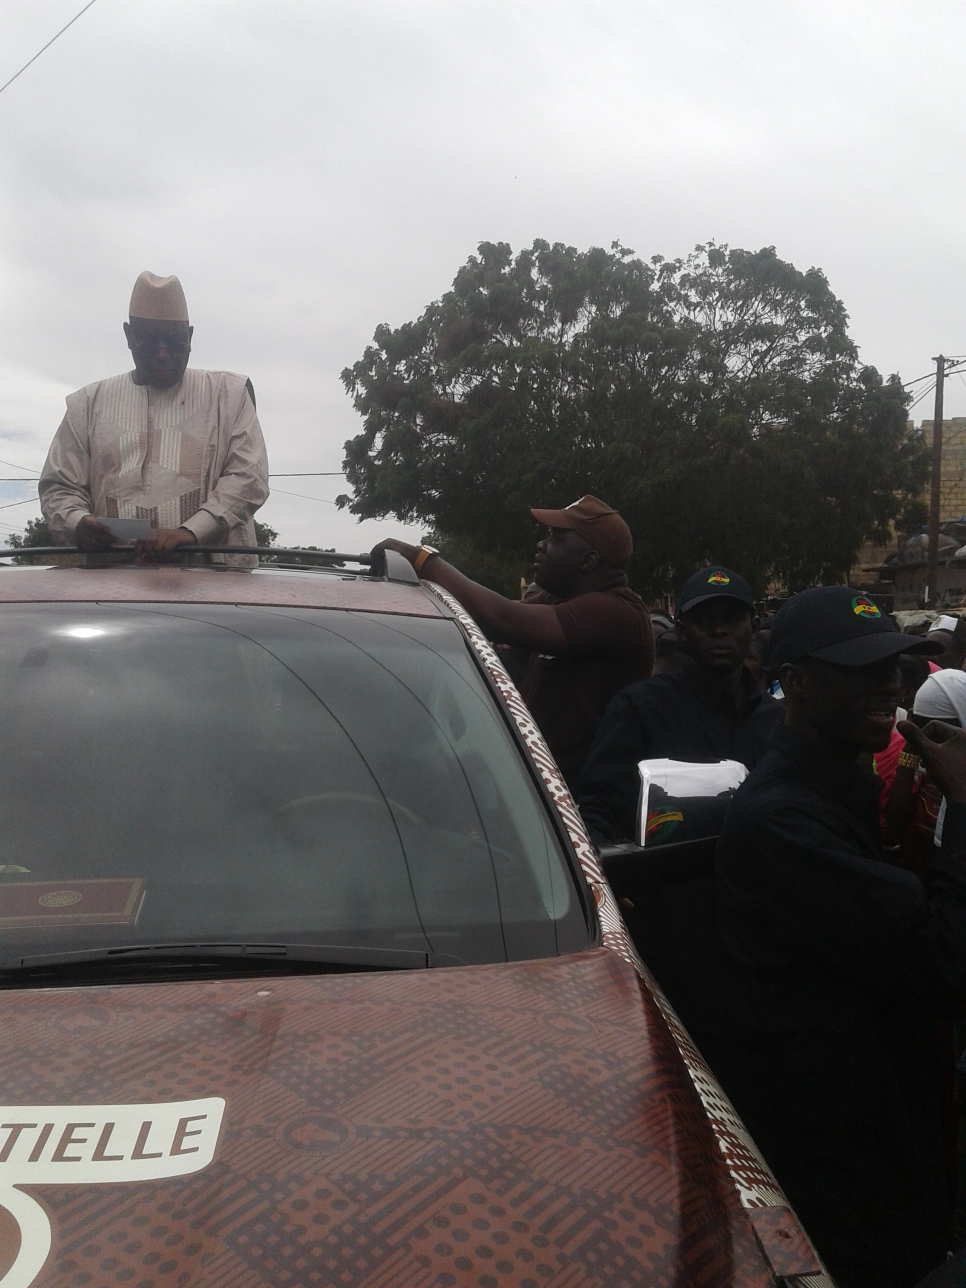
left=873, top=727, right=905, bottom=829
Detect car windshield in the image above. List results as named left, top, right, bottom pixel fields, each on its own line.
left=0, top=602, right=589, bottom=969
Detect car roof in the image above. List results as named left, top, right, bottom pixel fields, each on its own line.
left=0, top=566, right=449, bottom=617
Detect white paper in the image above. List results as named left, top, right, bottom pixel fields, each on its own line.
left=637, top=758, right=748, bottom=846
left=100, top=517, right=154, bottom=541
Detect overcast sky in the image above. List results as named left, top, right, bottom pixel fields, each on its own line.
left=2, top=0, right=965, bottom=549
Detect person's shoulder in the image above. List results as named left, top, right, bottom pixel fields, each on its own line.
left=731, top=747, right=791, bottom=800
left=753, top=691, right=785, bottom=719
left=560, top=585, right=650, bottom=632
left=602, top=584, right=646, bottom=605
left=188, top=370, right=255, bottom=415
left=722, top=747, right=820, bottom=836
left=584, top=585, right=649, bottom=614
left=65, top=372, right=137, bottom=412
left=606, top=670, right=685, bottom=708
left=189, top=369, right=249, bottom=390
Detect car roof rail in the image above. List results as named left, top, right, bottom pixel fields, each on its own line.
left=0, top=545, right=375, bottom=570
left=0, top=545, right=426, bottom=586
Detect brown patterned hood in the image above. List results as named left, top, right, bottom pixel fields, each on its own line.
left=0, top=948, right=777, bottom=1287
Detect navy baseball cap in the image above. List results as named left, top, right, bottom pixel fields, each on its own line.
left=769, top=586, right=942, bottom=669
left=677, top=566, right=755, bottom=616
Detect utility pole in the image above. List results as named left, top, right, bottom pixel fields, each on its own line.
left=927, top=354, right=947, bottom=608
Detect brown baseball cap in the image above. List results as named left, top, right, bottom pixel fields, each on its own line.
left=530, top=495, right=633, bottom=568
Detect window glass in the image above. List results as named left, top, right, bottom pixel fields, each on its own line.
left=0, top=604, right=589, bottom=966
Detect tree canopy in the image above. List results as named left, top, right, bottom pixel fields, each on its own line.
left=340, top=240, right=925, bottom=595
left=4, top=517, right=51, bottom=549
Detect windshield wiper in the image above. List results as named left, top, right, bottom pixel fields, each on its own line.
left=0, top=941, right=462, bottom=981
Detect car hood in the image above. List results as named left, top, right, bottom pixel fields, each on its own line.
left=0, top=948, right=776, bottom=1287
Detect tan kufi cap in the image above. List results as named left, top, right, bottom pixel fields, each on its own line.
left=530, top=494, right=633, bottom=568
left=129, top=271, right=189, bottom=322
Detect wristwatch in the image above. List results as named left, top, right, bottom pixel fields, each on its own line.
left=412, top=545, right=439, bottom=574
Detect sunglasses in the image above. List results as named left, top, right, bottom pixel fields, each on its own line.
left=129, top=333, right=190, bottom=356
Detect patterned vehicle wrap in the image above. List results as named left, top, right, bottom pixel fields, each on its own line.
left=0, top=572, right=833, bottom=1287
left=3, top=951, right=787, bottom=1288
left=422, top=583, right=833, bottom=1288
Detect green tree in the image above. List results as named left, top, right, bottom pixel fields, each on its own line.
left=4, top=517, right=53, bottom=549
left=3, top=517, right=61, bottom=564
left=254, top=519, right=279, bottom=547
left=340, top=240, right=926, bottom=594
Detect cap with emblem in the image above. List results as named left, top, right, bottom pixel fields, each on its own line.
left=768, top=586, right=942, bottom=669
left=530, top=495, right=632, bottom=568
left=676, top=566, right=754, bottom=616
left=129, top=272, right=189, bottom=323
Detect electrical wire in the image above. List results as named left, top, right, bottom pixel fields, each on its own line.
left=907, top=362, right=966, bottom=416
left=0, top=458, right=41, bottom=474
left=908, top=381, right=937, bottom=414
left=904, top=362, right=966, bottom=390
left=0, top=0, right=101, bottom=98
left=269, top=487, right=338, bottom=506
left=0, top=497, right=42, bottom=513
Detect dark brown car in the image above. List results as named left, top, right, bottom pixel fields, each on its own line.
left=0, top=557, right=830, bottom=1287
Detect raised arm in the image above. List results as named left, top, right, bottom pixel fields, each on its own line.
left=371, top=539, right=567, bottom=653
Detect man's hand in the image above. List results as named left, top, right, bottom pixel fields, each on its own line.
left=369, top=535, right=567, bottom=653
left=135, top=528, right=198, bottom=562
left=75, top=515, right=117, bottom=551
left=897, top=720, right=966, bottom=804
left=369, top=538, right=420, bottom=577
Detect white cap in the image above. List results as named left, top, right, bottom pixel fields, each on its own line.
left=129, top=272, right=188, bottom=322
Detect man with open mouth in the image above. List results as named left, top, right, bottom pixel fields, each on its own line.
left=713, top=585, right=964, bottom=1288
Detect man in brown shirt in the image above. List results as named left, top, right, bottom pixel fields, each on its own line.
left=371, top=496, right=653, bottom=787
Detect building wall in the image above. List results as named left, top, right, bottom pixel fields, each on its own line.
left=921, top=418, right=966, bottom=521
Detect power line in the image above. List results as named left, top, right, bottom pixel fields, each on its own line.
left=908, top=380, right=937, bottom=414
left=0, top=0, right=101, bottom=98
left=0, top=497, right=41, bottom=513
left=0, top=458, right=41, bottom=474
left=908, top=363, right=966, bottom=417
left=269, top=487, right=338, bottom=506
left=905, top=361, right=966, bottom=390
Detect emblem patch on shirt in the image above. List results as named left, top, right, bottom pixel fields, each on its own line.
left=707, top=572, right=730, bottom=585
left=0, top=1098, right=224, bottom=1288
left=851, top=595, right=881, bottom=619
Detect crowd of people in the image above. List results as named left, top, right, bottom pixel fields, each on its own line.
left=38, top=273, right=966, bottom=1288
left=377, top=503, right=966, bottom=1288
